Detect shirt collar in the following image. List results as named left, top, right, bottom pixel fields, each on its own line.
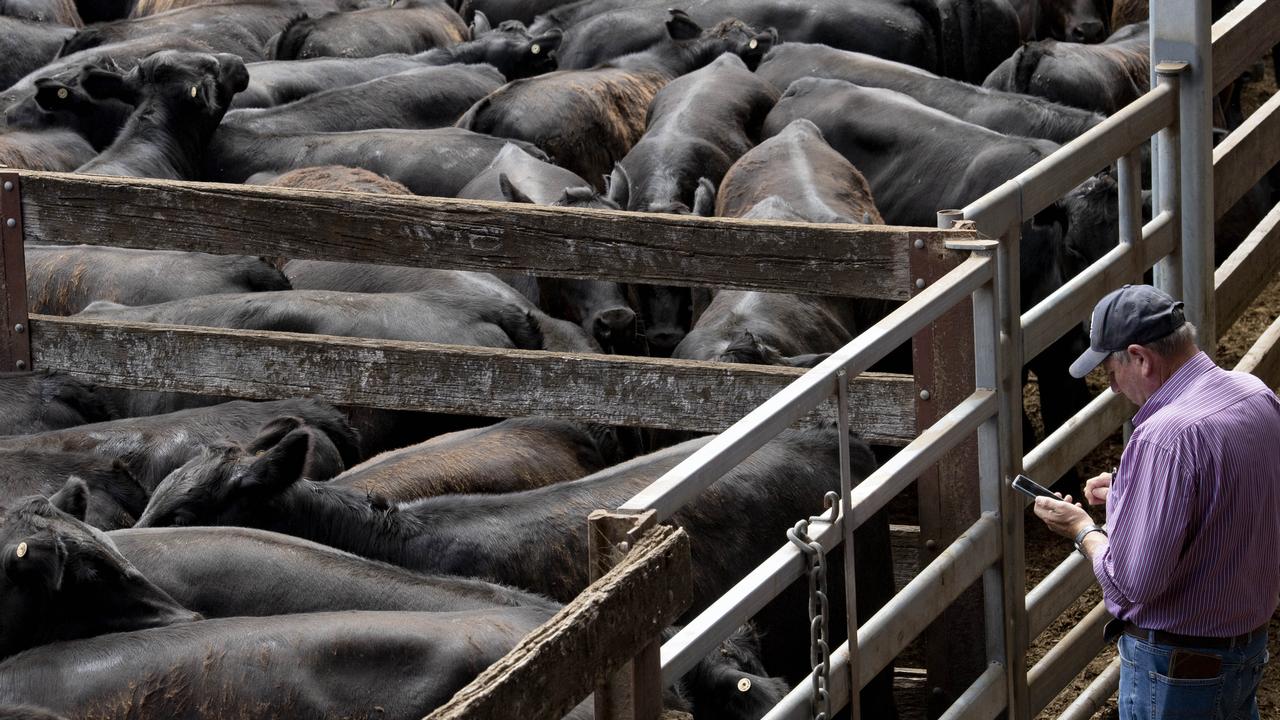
left=1133, top=351, right=1215, bottom=426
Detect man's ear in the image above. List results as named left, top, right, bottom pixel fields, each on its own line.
left=49, top=476, right=90, bottom=522
left=239, top=428, right=311, bottom=495
left=3, top=534, right=67, bottom=593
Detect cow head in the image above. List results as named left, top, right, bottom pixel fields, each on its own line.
left=676, top=624, right=792, bottom=720
left=134, top=427, right=314, bottom=529
left=653, top=10, right=777, bottom=74
left=460, top=15, right=561, bottom=80
left=1036, top=0, right=1111, bottom=43
left=0, top=478, right=199, bottom=658
left=717, top=330, right=832, bottom=369
left=81, top=51, right=249, bottom=134
left=22, top=65, right=136, bottom=150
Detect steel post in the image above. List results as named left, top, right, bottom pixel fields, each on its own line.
left=1153, top=63, right=1187, bottom=300
left=0, top=172, right=30, bottom=373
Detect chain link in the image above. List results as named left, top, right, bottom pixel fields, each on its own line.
left=787, top=491, right=841, bottom=720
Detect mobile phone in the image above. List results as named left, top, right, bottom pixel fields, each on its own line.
left=1011, top=474, right=1058, bottom=500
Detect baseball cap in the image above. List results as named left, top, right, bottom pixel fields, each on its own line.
left=1068, top=284, right=1185, bottom=378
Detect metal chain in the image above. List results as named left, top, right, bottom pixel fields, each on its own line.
left=787, top=491, right=841, bottom=720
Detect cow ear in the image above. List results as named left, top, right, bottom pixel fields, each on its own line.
left=692, top=177, right=716, bottom=217
left=214, top=53, right=250, bottom=96
left=781, top=352, right=832, bottom=369
left=530, top=28, right=562, bottom=54
left=239, top=428, right=310, bottom=495
left=33, top=78, right=74, bottom=112
left=79, top=67, right=138, bottom=105
left=665, top=8, right=702, bottom=40
left=498, top=173, right=536, bottom=204
left=248, top=416, right=304, bottom=454
left=49, top=476, right=89, bottom=522
left=605, top=165, right=631, bottom=209
left=1032, top=200, right=1069, bottom=234
left=3, top=535, right=67, bottom=593
left=469, top=9, right=491, bottom=38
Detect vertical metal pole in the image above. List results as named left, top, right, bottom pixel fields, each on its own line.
left=1154, top=63, right=1187, bottom=298
left=835, top=369, right=861, bottom=720
left=0, top=172, right=30, bottom=373
left=1116, top=149, right=1143, bottom=251
left=1152, top=2, right=1214, bottom=352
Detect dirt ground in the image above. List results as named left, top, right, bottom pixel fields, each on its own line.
left=1026, top=57, right=1280, bottom=719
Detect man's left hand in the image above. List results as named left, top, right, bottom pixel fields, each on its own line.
left=1033, top=494, right=1092, bottom=539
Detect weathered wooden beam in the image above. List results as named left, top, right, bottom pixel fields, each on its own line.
left=1211, top=0, right=1280, bottom=93
left=16, top=171, right=973, bottom=301
left=28, top=315, right=917, bottom=443
left=424, top=524, right=692, bottom=720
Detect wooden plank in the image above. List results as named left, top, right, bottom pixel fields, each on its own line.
left=426, top=525, right=692, bottom=720
left=15, top=171, right=973, bottom=301
left=1211, top=0, right=1280, bottom=93
left=1215, top=200, right=1280, bottom=333
left=890, top=525, right=921, bottom=592
left=1213, top=91, right=1280, bottom=221
left=28, top=315, right=918, bottom=443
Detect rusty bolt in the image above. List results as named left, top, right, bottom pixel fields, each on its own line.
left=919, top=389, right=932, bottom=401
left=13, top=324, right=23, bottom=334
left=4, top=218, right=14, bottom=228
left=2, top=182, right=12, bottom=192
left=15, top=360, right=26, bottom=371
left=915, top=278, right=926, bottom=289
left=925, top=539, right=938, bottom=552
left=913, top=239, right=925, bottom=249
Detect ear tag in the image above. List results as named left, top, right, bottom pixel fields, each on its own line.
left=15, top=542, right=27, bottom=559
left=737, top=678, right=751, bottom=692
left=530, top=43, right=541, bottom=54
left=748, top=38, right=758, bottom=49
left=190, top=86, right=198, bottom=98
left=56, top=88, right=69, bottom=99
left=255, top=450, right=265, bottom=457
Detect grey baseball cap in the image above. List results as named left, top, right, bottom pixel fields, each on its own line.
left=1069, top=284, right=1186, bottom=378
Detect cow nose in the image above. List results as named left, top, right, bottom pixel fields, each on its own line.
left=646, top=327, right=685, bottom=357
left=1071, top=20, right=1104, bottom=42
left=591, top=307, right=636, bottom=342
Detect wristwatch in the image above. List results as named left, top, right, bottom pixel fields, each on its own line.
left=1073, top=524, right=1107, bottom=557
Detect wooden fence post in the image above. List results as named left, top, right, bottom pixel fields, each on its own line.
left=0, top=172, right=30, bottom=373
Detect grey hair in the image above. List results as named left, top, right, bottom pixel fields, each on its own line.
left=1109, top=322, right=1198, bottom=364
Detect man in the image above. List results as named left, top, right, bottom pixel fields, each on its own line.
left=1033, top=284, right=1280, bottom=720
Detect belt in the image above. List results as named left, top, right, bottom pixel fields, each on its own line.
left=1120, top=621, right=1267, bottom=650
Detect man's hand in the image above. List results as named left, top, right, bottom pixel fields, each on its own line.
left=1033, top=494, right=1092, bottom=539
left=1084, top=472, right=1113, bottom=505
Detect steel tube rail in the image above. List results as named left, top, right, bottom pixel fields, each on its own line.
left=1213, top=90, right=1280, bottom=221
left=1211, top=0, right=1280, bottom=93
left=659, top=388, right=996, bottom=682
left=1058, top=658, right=1122, bottom=720
left=1117, top=148, right=1144, bottom=249
left=936, top=664, right=1006, bottom=720
left=1027, top=601, right=1111, bottom=714
left=1023, top=390, right=1133, bottom=488
left=1216, top=200, right=1280, bottom=332
left=620, top=254, right=994, bottom=522
left=1153, top=64, right=1184, bottom=296
left=761, top=514, right=1002, bottom=720
left=1021, top=211, right=1176, bottom=363
left=1026, top=552, right=1098, bottom=639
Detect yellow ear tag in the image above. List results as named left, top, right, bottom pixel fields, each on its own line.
left=530, top=43, right=540, bottom=54
left=15, top=542, right=27, bottom=559
left=748, top=38, right=758, bottom=49
left=190, top=86, right=198, bottom=98
left=737, top=678, right=751, bottom=692
left=56, top=88, right=68, bottom=99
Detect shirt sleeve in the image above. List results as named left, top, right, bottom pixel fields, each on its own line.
left=1092, top=437, right=1196, bottom=612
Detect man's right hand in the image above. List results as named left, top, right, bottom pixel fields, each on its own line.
left=1084, top=472, right=1112, bottom=505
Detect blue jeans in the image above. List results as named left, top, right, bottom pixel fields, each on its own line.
left=1118, top=631, right=1269, bottom=720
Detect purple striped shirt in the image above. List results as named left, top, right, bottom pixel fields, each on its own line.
left=1093, top=351, right=1280, bottom=636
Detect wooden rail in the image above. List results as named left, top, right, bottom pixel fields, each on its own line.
left=1212, top=91, right=1280, bottom=220
left=1211, top=0, right=1280, bottom=93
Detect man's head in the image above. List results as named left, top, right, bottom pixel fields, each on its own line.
left=1070, top=284, right=1199, bottom=405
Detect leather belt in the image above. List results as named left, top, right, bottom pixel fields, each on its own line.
left=1122, top=621, right=1267, bottom=650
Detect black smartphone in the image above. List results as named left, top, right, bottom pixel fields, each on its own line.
left=1011, top=474, right=1058, bottom=500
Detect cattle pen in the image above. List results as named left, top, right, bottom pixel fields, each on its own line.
left=1, top=1, right=1279, bottom=719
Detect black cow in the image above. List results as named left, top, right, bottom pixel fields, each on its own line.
left=221, top=64, right=504, bottom=134
left=670, top=624, right=790, bottom=720
left=0, top=130, right=95, bottom=172
left=1009, top=0, right=1111, bottom=41
left=983, top=21, right=1148, bottom=115
left=457, top=143, right=639, bottom=353
left=0, top=0, right=79, bottom=25
left=256, top=163, right=413, bottom=193
left=0, top=451, right=145, bottom=529
left=935, top=0, right=1022, bottom=83
left=0, top=19, right=74, bottom=92
left=0, top=370, right=114, bottom=435
left=756, top=43, right=1104, bottom=145
left=0, top=399, right=359, bottom=492
left=456, top=10, right=775, bottom=187
left=546, top=0, right=940, bottom=75
left=0, top=486, right=199, bottom=659
left=272, top=0, right=468, bottom=60
left=75, top=51, right=248, bottom=179
left=134, top=424, right=898, bottom=716
left=232, top=14, right=561, bottom=109
left=25, top=244, right=290, bottom=315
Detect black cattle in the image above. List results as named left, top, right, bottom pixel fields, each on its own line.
left=75, top=51, right=247, bottom=179
left=547, top=0, right=940, bottom=75
left=0, top=130, right=95, bottom=172
left=670, top=624, right=790, bottom=720
left=0, top=19, right=74, bottom=92
left=1010, top=0, right=1111, bottom=41
left=222, top=64, right=503, bottom=134
left=457, top=0, right=576, bottom=24
left=0, top=399, right=359, bottom=492
left=256, top=163, right=412, bottom=193
left=0, top=370, right=114, bottom=435
left=456, top=10, right=775, bottom=186
left=0, top=609, right=574, bottom=720
left=273, top=0, right=468, bottom=59
left=755, top=43, right=1104, bottom=145
left=0, top=0, right=79, bottom=24
left=134, top=424, right=897, bottom=716
left=25, top=244, right=289, bottom=316
left=457, top=143, right=639, bottom=353
left=0, top=451, right=145, bottom=530
left=0, top=486, right=199, bottom=658
left=935, top=0, right=1022, bottom=83
left=233, top=15, right=561, bottom=108
left=983, top=21, right=1148, bottom=115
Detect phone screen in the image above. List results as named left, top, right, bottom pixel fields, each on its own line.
left=1011, top=474, right=1056, bottom=499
